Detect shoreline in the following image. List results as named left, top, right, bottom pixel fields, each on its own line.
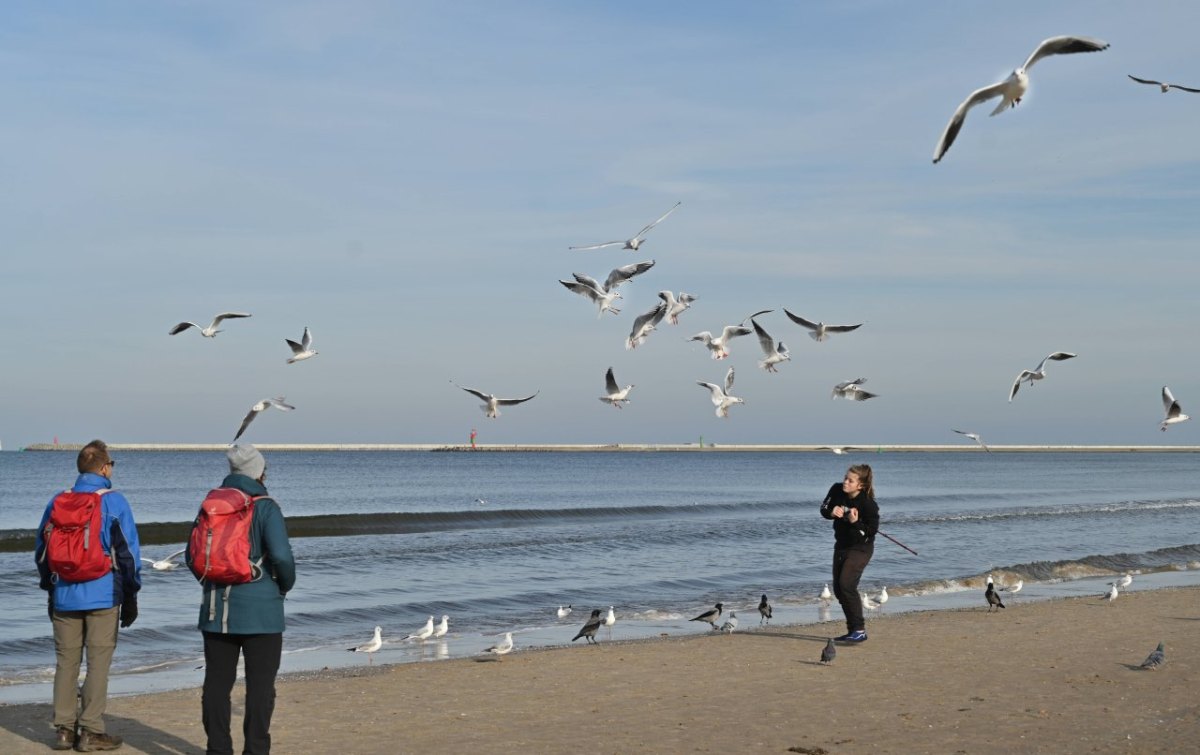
left=16, top=443, right=1200, bottom=453
left=2, top=585, right=1195, bottom=753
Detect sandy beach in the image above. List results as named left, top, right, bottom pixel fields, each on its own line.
left=2, top=586, right=1195, bottom=754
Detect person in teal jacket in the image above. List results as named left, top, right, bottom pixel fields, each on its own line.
left=190, top=445, right=295, bottom=755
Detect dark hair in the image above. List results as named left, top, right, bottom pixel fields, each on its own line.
left=847, top=464, right=875, bottom=499
left=77, top=440, right=111, bottom=474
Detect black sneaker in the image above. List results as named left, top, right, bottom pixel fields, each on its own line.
left=74, top=730, right=123, bottom=752
left=52, top=727, right=75, bottom=751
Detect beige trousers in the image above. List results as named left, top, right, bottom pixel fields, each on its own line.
left=51, top=606, right=119, bottom=734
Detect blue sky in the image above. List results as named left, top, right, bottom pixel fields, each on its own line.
left=2, top=1, right=1198, bottom=446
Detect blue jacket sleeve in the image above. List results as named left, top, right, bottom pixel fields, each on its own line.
left=34, top=499, right=54, bottom=590
left=259, top=500, right=296, bottom=594
left=107, top=492, right=142, bottom=600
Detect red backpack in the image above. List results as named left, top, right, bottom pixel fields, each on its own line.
left=41, top=489, right=114, bottom=583
left=188, top=488, right=263, bottom=585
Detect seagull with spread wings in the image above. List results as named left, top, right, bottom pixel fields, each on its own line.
left=232, top=396, right=295, bottom=444
left=658, top=290, right=697, bottom=325
left=751, top=318, right=790, bottom=373
left=1008, top=352, right=1076, bottom=402
left=451, top=382, right=539, bottom=418
left=1128, top=74, right=1200, bottom=93
left=169, top=312, right=251, bottom=338
left=141, top=549, right=186, bottom=571
left=285, top=327, right=318, bottom=363
left=783, top=309, right=862, bottom=342
left=933, top=35, right=1110, bottom=163
left=560, top=260, right=655, bottom=317
left=599, top=367, right=634, bottom=409
left=1161, top=386, right=1190, bottom=431
left=832, top=378, right=877, bottom=401
left=698, top=367, right=744, bottom=418
left=569, top=202, right=681, bottom=251
left=625, top=301, right=668, bottom=350
left=952, top=429, right=990, bottom=452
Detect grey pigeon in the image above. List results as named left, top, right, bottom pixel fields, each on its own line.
left=1140, top=642, right=1165, bottom=670
left=758, top=594, right=773, bottom=625
left=572, top=609, right=603, bottom=644
left=689, top=602, right=724, bottom=627
left=985, top=582, right=1005, bottom=612
left=821, top=637, right=837, bottom=665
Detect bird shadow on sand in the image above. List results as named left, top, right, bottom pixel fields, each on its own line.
left=0, top=707, right=201, bottom=754
left=1118, top=663, right=1153, bottom=672
left=734, top=631, right=831, bottom=645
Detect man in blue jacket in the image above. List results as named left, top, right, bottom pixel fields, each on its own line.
left=190, top=444, right=296, bottom=755
left=35, top=439, right=141, bottom=752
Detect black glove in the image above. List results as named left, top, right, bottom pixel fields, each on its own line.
left=47, top=594, right=55, bottom=622
left=120, top=598, right=138, bottom=628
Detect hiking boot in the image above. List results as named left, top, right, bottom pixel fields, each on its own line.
left=52, top=727, right=75, bottom=750
left=74, top=730, right=123, bottom=751
left=841, top=630, right=868, bottom=643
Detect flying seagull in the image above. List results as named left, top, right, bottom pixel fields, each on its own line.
left=1128, top=75, right=1200, bottom=93
left=719, top=611, right=739, bottom=633
left=1139, top=642, right=1165, bottom=670
left=599, top=367, right=634, bottom=409
left=658, top=290, right=697, bottom=325
left=285, top=327, right=318, bottom=363
left=751, top=318, right=790, bottom=373
left=689, top=602, right=724, bottom=628
left=168, top=312, right=252, bottom=338
left=625, top=301, right=668, bottom=350
left=1009, top=352, right=1076, bottom=402
left=985, top=582, right=1006, bottom=612
left=821, top=637, right=837, bottom=665
left=817, top=447, right=859, bottom=455
left=562, top=260, right=657, bottom=317
left=405, top=616, right=435, bottom=642
left=783, top=310, right=862, bottom=342
left=572, top=609, right=604, bottom=644
left=451, top=382, right=539, bottom=418
left=832, top=378, right=877, bottom=402
left=758, top=594, right=773, bottom=625
left=569, top=202, right=681, bottom=251
left=559, top=278, right=622, bottom=317
left=698, top=367, right=744, bottom=418
left=689, top=324, right=753, bottom=360
left=485, top=632, right=514, bottom=657
left=348, top=626, right=383, bottom=663
left=933, top=35, right=1111, bottom=163
left=140, top=548, right=186, bottom=571
left=952, top=429, right=990, bottom=452
left=232, top=396, right=295, bottom=444
left=1161, top=386, right=1190, bottom=431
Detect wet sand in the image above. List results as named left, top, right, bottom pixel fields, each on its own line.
left=1, top=586, right=1196, bottom=753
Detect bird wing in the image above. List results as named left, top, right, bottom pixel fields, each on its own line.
left=560, top=279, right=602, bottom=302
left=697, top=381, right=725, bottom=402
left=933, top=81, right=1008, bottom=163
left=232, top=407, right=260, bottom=443
left=1128, top=74, right=1163, bottom=87
left=1022, top=35, right=1110, bottom=71
left=1047, top=351, right=1077, bottom=361
left=605, top=367, right=619, bottom=395
left=569, top=240, right=624, bottom=251
left=849, top=389, right=878, bottom=401
left=1009, top=371, right=1032, bottom=401
left=720, top=325, right=753, bottom=342
left=266, top=397, right=296, bottom=412
left=605, top=260, right=655, bottom=290
left=633, top=201, right=681, bottom=239
left=647, top=301, right=668, bottom=327
left=453, top=383, right=493, bottom=403
left=658, top=290, right=676, bottom=306
left=630, top=303, right=667, bottom=338
left=496, top=391, right=539, bottom=406
left=570, top=272, right=605, bottom=291
left=751, top=319, right=776, bottom=355
left=826, top=323, right=863, bottom=334
left=739, top=309, right=774, bottom=326
left=1169, top=84, right=1200, bottom=93
left=724, top=366, right=736, bottom=394
left=164, top=548, right=187, bottom=561
left=285, top=338, right=304, bottom=355
left=300, top=327, right=312, bottom=350
left=212, top=312, right=252, bottom=328
left=168, top=322, right=199, bottom=335
left=783, top=309, right=819, bottom=331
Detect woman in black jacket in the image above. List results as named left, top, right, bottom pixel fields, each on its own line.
left=819, top=464, right=880, bottom=643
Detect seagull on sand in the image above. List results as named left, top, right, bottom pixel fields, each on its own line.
left=433, top=615, right=449, bottom=639
left=485, top=632, right=514, bottom=657
left=1139, top=642, right=1165, bottom=670
left=599, top=367, right=634, bottom=409
left=556, top=605, right=573, bottom=619
left=719, top=611, right=739, bottom=633
left=783, top=310, right=862, bottom=342
left=1161, top=387, right=1190, bottom=431
left=1008, top=352, right=1076, bottom=402
left=140, top=549, right=186, bottom=571
left=168, top=312, right=251, bottom=338
left=604, top=606, right=616, bottom=638
left=285, top=327, right=318, bottom=363
left=932, top=35, right=1110, bottom=163
left=877, top=586, right=889, bottom=607
left=820, top=584, right=832, bottom=601
left=751, top=318, right=790, bottom=373
left=348, top=626, right=383, bottom=663
left=405, top=616, right=435, bottom=642
left=953, top=429, right=990, bottom=452
left=832, top=378, right=877, bottom=402
left=232, top=396, right=295, bottom=444
left=1114, top=573, right=1133, bottom=589
left=698, top=367, right=744, bottom=418
left=451, top=382, right=539, bottom=419
left=569, top=202, right=681, bottom=251
left=572, top=609, right=604, bottom=644
left=758, top=594, right=773, bottom=625
left=658, top=290, right=697, bottom=325
left=821, top=637, right=837, bottom=665
left=689, top=602, right=724, bottom=628
left=1104, top=583, right=1119, bottom=603
left=625, top=301, right=668, bottom=350
left=985, top=582, right=1006, bottom=612
left=1128, top=75, right=1200, bottom=94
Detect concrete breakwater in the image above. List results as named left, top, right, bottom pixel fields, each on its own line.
left=18, top=443, right=1200, bottom=453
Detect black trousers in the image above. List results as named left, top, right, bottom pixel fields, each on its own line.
left=832, top=546, right=873, bottom=633
left=202, top=631, right=282, bottom=755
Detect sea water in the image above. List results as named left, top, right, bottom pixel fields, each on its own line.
left=1, top=450, right=1198, bottom=703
